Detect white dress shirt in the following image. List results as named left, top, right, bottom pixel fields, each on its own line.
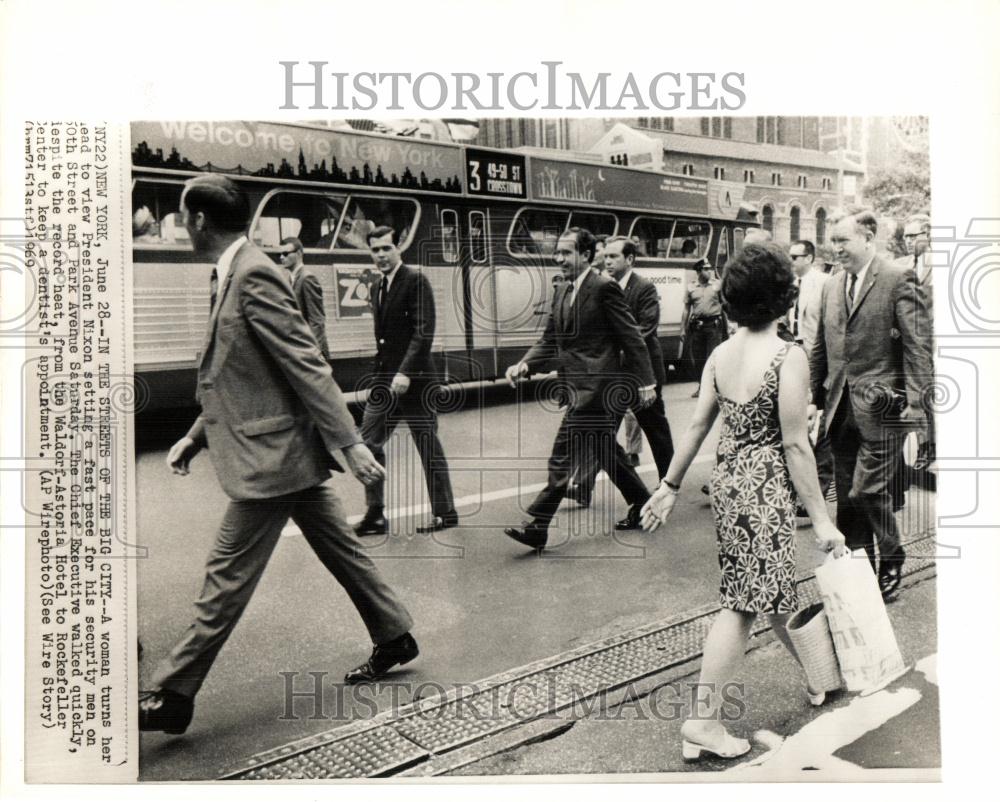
left=846, top=256, right=874, bottom=309
left=215, top=235, right=247, bottom=289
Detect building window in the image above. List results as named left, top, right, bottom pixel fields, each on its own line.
left=797, top=175, right=808, bottom=189
left=703, top=117, right=733, bottom=139
left=757, top=116, right=778, bottom=144
left=821, top=176, right=832, bottom=191
left=713, top=166, right=726, bottom=180
left=816, top=207, right=827, bottom=245
left=638, top=118, right=673, bottom=131
left=790, top=206, right=801, bottom=241
left=803, top=117, right=820, bottom=150
left=771, top=172, right=782, bottom=187
left=682, top=163, right=695, bottom=176
left=762, top=204, right=774, bottom=234
left=743, top=169, right=755, bottom=183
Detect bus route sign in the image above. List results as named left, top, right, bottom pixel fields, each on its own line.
left=465, top=148, right=527, bottom=199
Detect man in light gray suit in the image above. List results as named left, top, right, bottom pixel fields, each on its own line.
left=279, top=235, right=330, bottom=361
left=808, top=210, right=933, bottom=600
left=139, top=175, right=417, bottom=735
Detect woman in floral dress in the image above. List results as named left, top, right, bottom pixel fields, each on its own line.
left=642, top=242, right=846, bottom=762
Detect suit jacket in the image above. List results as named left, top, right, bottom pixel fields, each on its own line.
left=808, top=255, right=933, bottom=441
left=187, top=241, right=361, bottom=500
left=789, top=268, right=829, bottom=354
left=895, top=253, right=933, bottom=315
left=370, top=263, right=438, bottom=380
left=621, top=271, right=666, bottom=386
left=522, top=269, right=656, bottom=411
left=292, top=266, right=330, bottom=361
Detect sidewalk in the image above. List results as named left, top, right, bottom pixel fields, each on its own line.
left=450, top=573, right=939, bottom=779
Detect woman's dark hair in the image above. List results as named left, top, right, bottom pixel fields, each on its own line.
left=720, top=242, right=797, bottom=330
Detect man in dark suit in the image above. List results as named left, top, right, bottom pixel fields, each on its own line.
left=139, top=176, right=417, bottom=735
left=279, top=236, right=330, bottom=360
left=897, top=213, right=936, bottom=482
left=569, top=236, right=675, bottom=520
left=503, top=228, right=657, bottom=550
left=354, top=225, right=457, bottom=536
left=808, top=209, right=933, bottom=600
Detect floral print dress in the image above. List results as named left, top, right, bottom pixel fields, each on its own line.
left=710, top=343, right=798, bottom=614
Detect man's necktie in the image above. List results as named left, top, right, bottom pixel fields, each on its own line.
left=378, top=278, right=387, bottom=311
left=792, top=279, right=801, bottom=338
left=209, top=267, right=219, bottom=313
left=563, top=282, right=576, bottom=326
left=847, top=272, right=858, bottom=312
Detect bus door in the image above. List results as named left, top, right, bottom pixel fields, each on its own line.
left=439, top=206, right=497, bottom=381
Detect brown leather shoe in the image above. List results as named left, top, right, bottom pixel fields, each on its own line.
left=344, top=632, right=419, bottom=684
left=415, top=510, right=458, bottom=533
left=503, top=523, right=547, bottom=551
left=139, top=688, right=194, bottom=734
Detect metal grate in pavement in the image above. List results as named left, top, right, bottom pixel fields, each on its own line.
left=222, top=531, right=937, bottom=780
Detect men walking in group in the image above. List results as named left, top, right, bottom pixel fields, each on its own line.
left=279, top=236, right=330, bottom=361
left=140, top=176, right=418, bottom=735
left=503, top=228, right=657, bottom=550
left=682, top=258, right=726, bottom=397
left=568, top=236, right=675, bottom=516
left=808, top=209, right=933, bottom=600
left=354, top=225, right=458, bottom=536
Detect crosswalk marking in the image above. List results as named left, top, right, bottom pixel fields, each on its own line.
left=726, top=654, right=936, bottom=775
left=279, top=453, right=717, bottom=538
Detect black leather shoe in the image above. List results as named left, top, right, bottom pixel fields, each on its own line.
left=615, top=503, right=644, bottom=530
left=354, top=514, right=387, bottom=537
left=139, top=688, right=194, bottom=734
left=344, top=632, right=419, bottom=684
left=879, top=550, right=905, bottom=600
left=503, top=523, right=547, bottom=551
left=415, top=510, right=458, bottom=533
left=565, top=484, right=592, bottom=508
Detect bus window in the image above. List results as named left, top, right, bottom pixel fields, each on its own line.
left=508, top=208, right=570, bottom=257
left=469, top=211, right=488, bottom=264
left=716, top=226, right=731, bottom=269
left=336, top=196, right=419, bottom=252
left=440, top=209, right=459, bottom=264
left=668, top=220, right=712, bottom=259
left=132, top=180, right=186, bottom=246
left=628, top=217, right=675, bottom=258
left=568, top=210, right=618, bottom=238
left=734, top=228, right=746, bottom=251
left=251, top=191, right=347, bottom=250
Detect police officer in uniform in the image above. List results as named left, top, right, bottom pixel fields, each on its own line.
left=682, top=258, right=726, bottom=397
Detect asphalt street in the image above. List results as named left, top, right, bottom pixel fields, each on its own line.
left=135, top=378, right=938, bottom=780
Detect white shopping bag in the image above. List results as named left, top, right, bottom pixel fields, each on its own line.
left=814, top=549, right=909, bottom=695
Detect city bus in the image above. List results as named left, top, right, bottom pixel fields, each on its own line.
left=130, top=120, right=759, bottom=409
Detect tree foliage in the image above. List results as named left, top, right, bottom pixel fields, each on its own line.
left=863, top=150, right=931, bottom=220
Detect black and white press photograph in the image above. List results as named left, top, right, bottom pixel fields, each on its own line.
left=129, top=115, right=941, bottom=780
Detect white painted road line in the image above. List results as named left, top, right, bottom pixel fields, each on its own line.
left=728, top=654, right=936, bottom=775
left=280, top=453, right=717, bottom=537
